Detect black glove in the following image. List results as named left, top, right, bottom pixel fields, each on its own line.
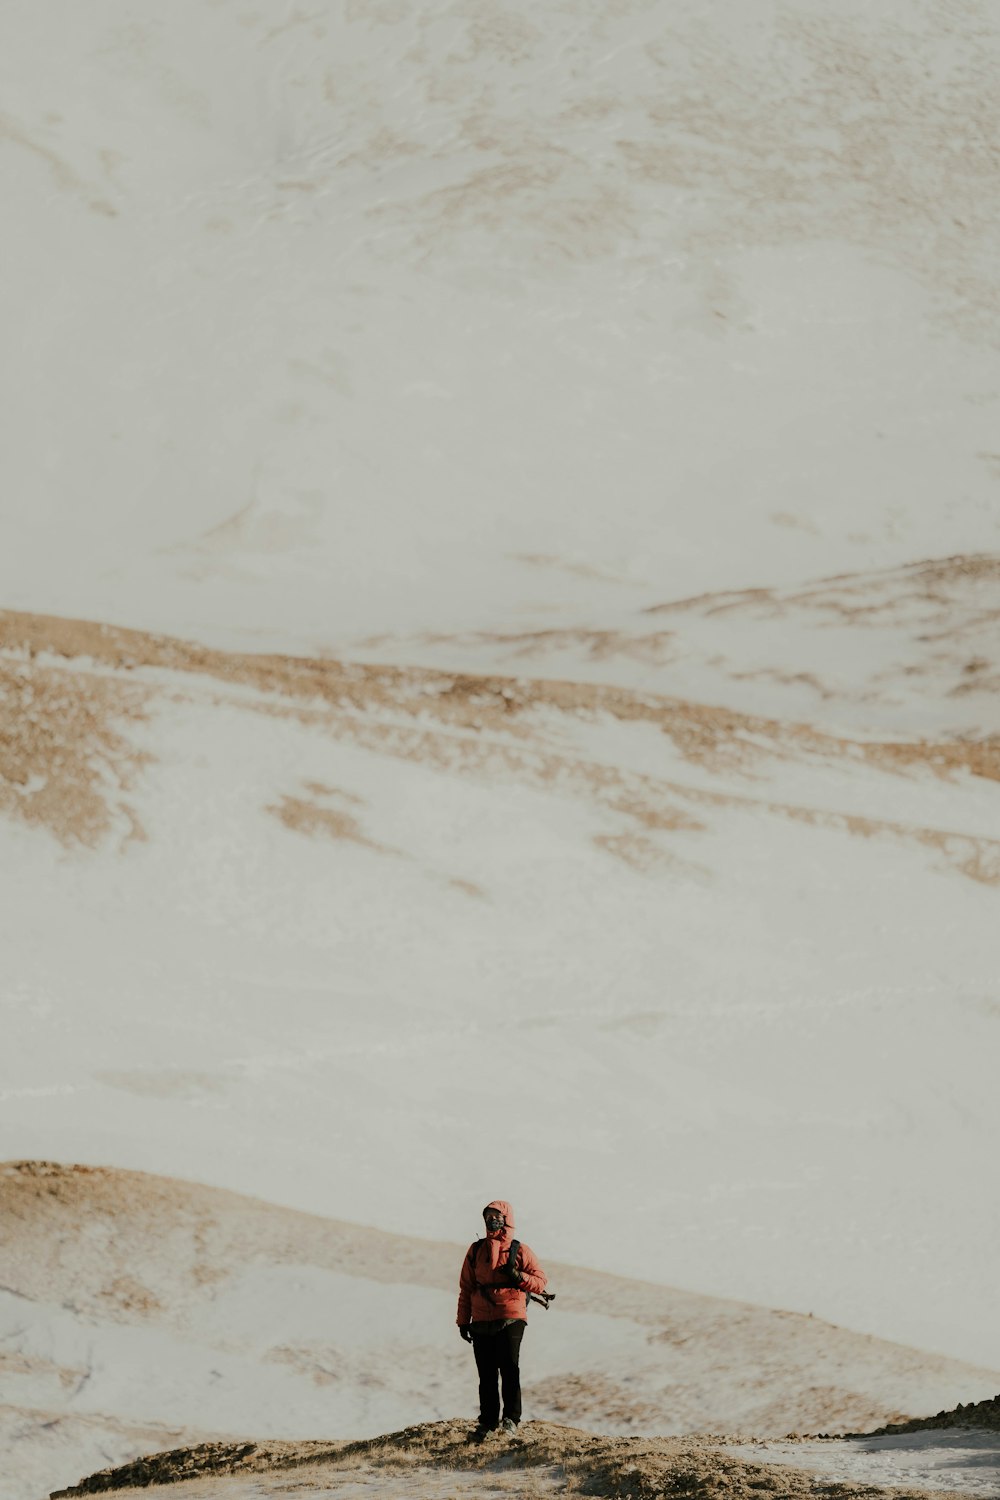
left=459, top=1324, right=473, bottom=1342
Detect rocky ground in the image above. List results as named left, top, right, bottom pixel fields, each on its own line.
left=868, top=1393, right=1000, bottom=1436
left=50, top=1416, right=987, bottom=1500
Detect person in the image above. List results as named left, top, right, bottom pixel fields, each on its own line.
left=456, top=1199, right=548, bottom=1441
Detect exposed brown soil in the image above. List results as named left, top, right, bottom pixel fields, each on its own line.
left=50, top=1417, right=969, bottom=1500
left=593, top=831, right=693, bottom=875
left=645, top=556, right=1000, bottom=714
left=526, top=1372, right=671, bottom=1430
left=0, top=1348, right=86, bottom=1391
left=375, top=623, right=681, bottom=666
left=367, top=554, right=1000, bottom=742
left=0, top=653, right=151, bottom=847
left=3, top=607, right=997, bottom=784
left=276, top=698, right=1000, bottom=883
left=2, top=606, right=998, bottom=882
left=267, top=790, right=393, bottom=854
left=645, top=556, right=1000, bottom=624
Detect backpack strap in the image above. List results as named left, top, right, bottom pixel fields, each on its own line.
left=506, top=1239, right=521, bottom=1279
left=470, top=1236, right=500, bottom=1304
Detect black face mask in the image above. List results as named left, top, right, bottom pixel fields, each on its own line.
left=484, top=1212, right=505, bottom=1233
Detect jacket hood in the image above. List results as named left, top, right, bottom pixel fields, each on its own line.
left=484, top=1199, right=515, bottom=1235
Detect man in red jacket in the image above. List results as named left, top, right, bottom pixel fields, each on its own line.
left=456, top=1199, right=548, bottom=1440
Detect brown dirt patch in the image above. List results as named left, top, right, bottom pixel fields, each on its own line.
left=594, top=832, right=679, bottom=873
left=95, top=1275, right=163, bottom=1316
left=267, top=791, right=394, bottom=855
left=3, top=606, right=998, bottom=787
left=0, top=1349, right=85, bottom=1391
left=3, top=608, right=998, bottom=886
left=403, top=623, right=679, bottom=665
left=278, top=700, right=1000, bottom=885
left=646, top=554, right=1000, bottom=646
left=525, top=1373, right=668, bottom=1431
left=265, top=1346, right=342, bottom=1387
left=0, top=654, right=151, bottom=848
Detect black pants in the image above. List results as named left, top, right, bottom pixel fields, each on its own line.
left=472, top=1321, right=525, bottom=1427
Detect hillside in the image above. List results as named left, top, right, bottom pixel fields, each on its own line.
left=2, top=605, right=999, bottom=1377
left=3, top=2, right=1000, bottom=648
left=4, top=1162, right=999, bottom=1500
left=356, top=555, right=1000, bottom=738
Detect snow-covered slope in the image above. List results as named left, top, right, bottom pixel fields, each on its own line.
left=5, top=1163, right=999, bottom=1500
left=1, top=609, right=998, bottom=1376
left=2, top=1, right=1000, bottom=649
left=356, top=554, right=1000, bottom=738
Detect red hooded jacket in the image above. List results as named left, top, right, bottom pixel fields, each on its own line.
left=456, top=1200, right=547, bottom=1326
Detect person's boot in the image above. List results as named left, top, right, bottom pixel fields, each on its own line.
left=467, top=1423, right=496, bottom=1444
left=499, top=1417, right=518, bottom=1436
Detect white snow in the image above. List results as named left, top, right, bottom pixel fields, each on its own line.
left=727, top=1430, right=1000, bottom=1498
left=2, top=664, right=997, bottom=1372
left=2, top=3, right=1000, bottom=648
